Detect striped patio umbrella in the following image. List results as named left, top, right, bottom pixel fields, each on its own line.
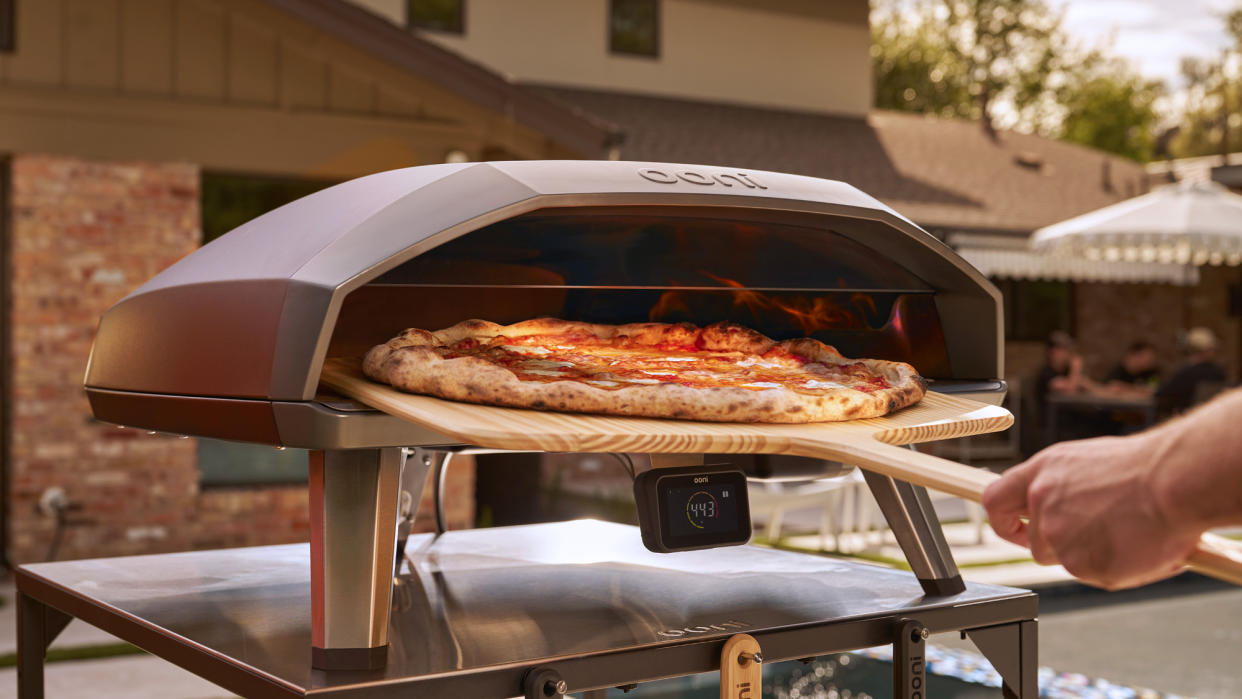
left=1032, top=180, right=1242, bottom=266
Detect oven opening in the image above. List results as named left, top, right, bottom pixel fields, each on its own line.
left=328, top=209, right=951, bottom=377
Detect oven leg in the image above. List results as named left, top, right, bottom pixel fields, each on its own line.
left=310, top=447, right=404, bottom=671
left=861, top=470, right=965, bottom=596
left=17, top=590, right=73, bottom=699
left=965, top=620, right=1039, bottom=699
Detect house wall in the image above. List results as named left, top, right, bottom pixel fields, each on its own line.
left=0, top=0, right=577, bottom=181
left=7, top=153, right=475, bottom=563
left=384, top=0, right=872, bottom=117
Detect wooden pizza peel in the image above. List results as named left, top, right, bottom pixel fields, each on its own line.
left=321, top=358, right=1242, bottom=587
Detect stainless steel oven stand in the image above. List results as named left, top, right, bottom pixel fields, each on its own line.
left=305, top=448, right=987, bottom=669
left=16, top=447, right=1039, bottom=698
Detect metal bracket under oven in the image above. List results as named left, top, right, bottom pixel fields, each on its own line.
left=863, top=454, right=965, bottom=597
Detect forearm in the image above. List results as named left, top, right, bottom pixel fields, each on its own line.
left=1146, top=387, right=1242, bottom=532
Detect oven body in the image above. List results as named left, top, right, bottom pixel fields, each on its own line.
left=85, top=160, right=1005, bottom=448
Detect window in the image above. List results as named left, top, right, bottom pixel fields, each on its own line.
left=610, top=0, right=659, bottom=58
left=408, top=0, right=465, bottom=34
left=197, top=440, right=310, bottom=487
left=201, top=172, right=333, bottom=244
left=995, top=279, right=1075, bottom=343
left=199, top=173, right=336, bottom=485
left=0, top=0, right=14, bottom=53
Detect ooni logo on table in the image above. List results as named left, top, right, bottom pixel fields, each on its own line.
left=656, top=619, right=750, bottom=638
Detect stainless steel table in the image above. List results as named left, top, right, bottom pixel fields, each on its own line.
left=17, top=520, right=1038, bottom=698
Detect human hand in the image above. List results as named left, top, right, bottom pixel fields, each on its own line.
left=982, top=433, right=1203, bottom=590
left=1069, top=354, right=1083, bottom=374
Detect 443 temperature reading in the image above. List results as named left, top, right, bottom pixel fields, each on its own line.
left=686, top=492, right=719, bottom=528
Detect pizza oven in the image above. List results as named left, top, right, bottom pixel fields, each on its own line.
left=85, top=160, right=1003, bottom=448
left=50, top=161, right=1036, bottom=694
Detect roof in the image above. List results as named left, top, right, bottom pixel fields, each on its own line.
left=534, top=85, right=1150, bottom=235
left=259, top=0, right=622, bottom=157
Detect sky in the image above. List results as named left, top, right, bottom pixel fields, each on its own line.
left=1050, top=0, right=1238, bottom=87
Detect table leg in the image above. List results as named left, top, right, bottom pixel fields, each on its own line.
left=17, top=590, right=72, bottom=699
left=310, top=447, right=404, bottom=670
left=966, top=619, right=1039, bottom=698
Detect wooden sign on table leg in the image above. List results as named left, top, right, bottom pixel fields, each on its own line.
left=720, top=633, right=762, bottom=699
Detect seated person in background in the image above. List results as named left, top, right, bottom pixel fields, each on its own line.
left=1034, top=331, right=1099, bottom=407
left=1031, top=331, right=1105, bottom=446
left=1103, top=340, right=1160, bottom=398
left=1156, top=327, right=1227, bottom=416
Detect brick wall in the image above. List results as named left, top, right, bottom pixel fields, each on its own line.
left=7, top=153, right=475, bottom=563
left=1074, top=282, right=1187, bottom=379
left=1075, top=276, right=1239, bottom=383
left=9, top=154, right=201, bottom=562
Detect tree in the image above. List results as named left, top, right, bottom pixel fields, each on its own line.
left=1168, top=6, right=1242, bottom=159
left=873, top=0, right=1164, bottom=161
left=872, top=0, right=1068, bottom=136
left=1058, top=59, right=1164, bottom=162
left=872, top=6, right=973, bottom=119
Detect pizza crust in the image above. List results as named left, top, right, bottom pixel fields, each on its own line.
left=363, top=319, right=926, bottom=423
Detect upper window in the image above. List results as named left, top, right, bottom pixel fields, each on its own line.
left=409, top=0, right=465, bottom=34
left=0, top=0, right=14, bottom=53
left=610, top=0, right=659, bottom=58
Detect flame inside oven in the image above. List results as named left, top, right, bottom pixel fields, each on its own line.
left=649, top=271, right=886, bottom=333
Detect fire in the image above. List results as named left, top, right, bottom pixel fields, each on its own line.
left=648, top=290, right=690, bottom=320
left=646, top=271, right=875, bottom=333
left=700, top=271, right=769, bottom=316
left=770, top=296, right=861, bottom=334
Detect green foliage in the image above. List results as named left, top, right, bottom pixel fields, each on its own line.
left=872, top=9, right=974, bottom=119
left=0, top=642, right=145, bottom=668
left=873, top=0, right=1068, bottom=133
left=1168, top=6, right=1242, bottom=159
left=1058, top=63, right=1163, bottom=161
left=872, top=0, right=1164, bottom=161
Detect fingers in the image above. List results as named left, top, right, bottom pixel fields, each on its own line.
left=982, top=458, right=1038, bottom=548
left=1026, top=515, right=1057, bottom=566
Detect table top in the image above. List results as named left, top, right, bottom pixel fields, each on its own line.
left=18, top=520, right=1036, bottom=697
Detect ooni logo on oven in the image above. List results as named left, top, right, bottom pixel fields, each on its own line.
left=656, top=619, right=750, bottom=638
left=638, top=168, right=768, bottom=190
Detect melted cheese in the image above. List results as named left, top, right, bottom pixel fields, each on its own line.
left=803, top=379, right=848, bottom=390
left=522, top=369, right=565, bottom=377
left=502, top=345, right=551, bottom=355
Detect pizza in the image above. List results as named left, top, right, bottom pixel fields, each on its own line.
left=362, top=319, right=925, bottom=423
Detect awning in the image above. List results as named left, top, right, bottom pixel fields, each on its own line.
left=948, top=233, right=1199, bottom=285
